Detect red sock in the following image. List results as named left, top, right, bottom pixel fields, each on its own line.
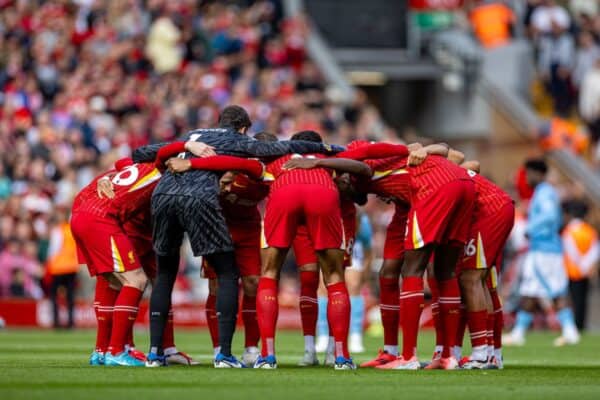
left=300, top=271, right=319, bottom=337
left=486, top=312, right=495, bottom=352
left=467, top=310, right=488, bottom=348
left=94, top=276, right=118, bottom=353
left=162, top=308, right=175, bottom=349
left=490, top=289, right=503, bottom=350
left=438, top=277, right=461, bottom=358
left=428, top=277, right=443, bottom=348
left=205, top=294, right=219, bottom=349
left=456, top=305, right=467, bottom=348
left=400, top=276, right=424, bottom=360
left=327, top=282, right=350, bottom=359
left=256, top=277, right=279, bottom=357
left=109, top=286, right=143, bottom=355
left=379, top=277, right=400, bottom=347
left=242, top=294, right=259, bottom=348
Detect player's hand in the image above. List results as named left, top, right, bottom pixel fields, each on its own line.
left=282, top=158, right=319, bottom=170
left=97, top=177, right=115, bottom=199
left=166, top=158, right=192, bottom=173
left=184, top=141, right=216, bottom=158
left=408, top=148, right=427, bottom=166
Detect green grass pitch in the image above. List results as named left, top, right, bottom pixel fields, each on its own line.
left=1, top=328, right=599, bottom=400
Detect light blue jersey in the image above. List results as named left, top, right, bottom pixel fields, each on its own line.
left=526, top=182, right=562, bottom=253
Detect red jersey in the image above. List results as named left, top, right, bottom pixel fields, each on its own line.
left=264, top=154, right=337, bottom=191
left=72, top=163, right=161, bottom=224
left=471, top=171, right=513, bottom=217
left=362, top=157, right=411, bottom=205
left=409, top=155, right=472, bottom=202
left=220, top=173, right=270, bottom=225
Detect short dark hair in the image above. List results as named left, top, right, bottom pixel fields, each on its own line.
left=291, top=130, right=322, bottom=142
left=562, top=199, right=589, bottom=219
left=524, top=158, right=548, bottom=174
left=218, top=105, right=252, bottom=131
left=254, top=131, right=278, bottom=142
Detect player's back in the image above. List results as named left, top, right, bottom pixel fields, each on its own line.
left=265, top=154, right=337, bottom=192
left=409, top=155, right=472, bottom=201
left=74, top=162, right=160, bottom=223
left=472, top=172, right=513, bottom=216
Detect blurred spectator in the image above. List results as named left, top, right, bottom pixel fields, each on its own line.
left=572, top=31, right=600, bottom=88
left=469, top=0, right=515, bottom=49
left=0, top=238, right=43, bottom=298
left=579, top=58, right=600, bottom=145
left=530, top=0, right=571, bottom=38
left=561, top=199, right=599, bottom=330
left=46, top=208, right=79, bottom=328
left=538, top=21, right=575, bottom=115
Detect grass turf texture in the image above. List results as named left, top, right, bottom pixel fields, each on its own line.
left=1, top=329, right=599, bottom=400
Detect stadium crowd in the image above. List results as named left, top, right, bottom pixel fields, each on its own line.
left=0, top=0, right=399, bottom=301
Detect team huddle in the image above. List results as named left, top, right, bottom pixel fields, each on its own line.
left=70, top=105, right=515, bottom=370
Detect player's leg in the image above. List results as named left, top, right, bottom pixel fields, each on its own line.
left=147, top=194, right=185, bottom=366
left=92, top=274, right=119, bottom=365
left=377, top=247, right=431, bottom=370
left=298, top=263, right=320, bottom=365
left=305, top=184, right=353, bottom=370
left=487, top=269, right=504, bottom=368
left=204, top=251, right=241, bottom=364
left=106, top=266, right=148, bottom=367
left=361, top=258, right=401, bottom=367
left=316, top=279, right=330, bottom=353
left=458, top=268, right=489, bottom=368
left=205, top=275, right=220, bottom=356
left=255, top=246, right=288, bottom=368
left=318, top=248, right=355, bottom=370
left=433, top=179, right=476, bottom=370
left=254, top=187, right=301, bottom=368
left=423, top=261, right=446, bottom=369
left=292, top=227, right=320, bottom=365
left=553, top=295, right=580, bottom=346
left=346, top=265, right=365, bottom=353
left=505, top=251, right=542, bottom=346
left=241, top=274, right=260, bottom=364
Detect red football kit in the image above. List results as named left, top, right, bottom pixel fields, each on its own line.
left=341, top=143, right=475, bottom=250
left=262, top=154, right=344, bottom=250
left=71, top=161, right=160, bottom=277
left=458, top=171, right=515, bottom=272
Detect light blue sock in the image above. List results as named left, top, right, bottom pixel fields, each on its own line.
left=557, top=308, right=578, bottom=338
left=350, top=295, right=365, bottom=335
left=317, top=296, right=329, bottom=337
left=513, top=310, right=533, bottom=337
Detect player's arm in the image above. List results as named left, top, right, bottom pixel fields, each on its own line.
left=153, top=141, right=216, bottom=169
left=165, top=155, right=264, bottom=180
left=336, top=143, right=409, bottom=161
left=407, top=143, right=450, bottom=166
left=283, top=157, right=372, bottom=177
left=227, top=135, right=344, bottom=158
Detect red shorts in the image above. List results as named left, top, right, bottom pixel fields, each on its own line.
left=405, top=179, right=475, bottom=250
left=71, top=211, right=141, bottom=277
left=383, top=205, right=409, bottom=260
left=203, top=222, right=261, bottom=278
left=292, top=225, right=318, bottom=266
left=458, top=201, right=515, bottom=272
left=128, top=235, right=156, bottom=279
left=263, top=184, right=344, bottom=250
